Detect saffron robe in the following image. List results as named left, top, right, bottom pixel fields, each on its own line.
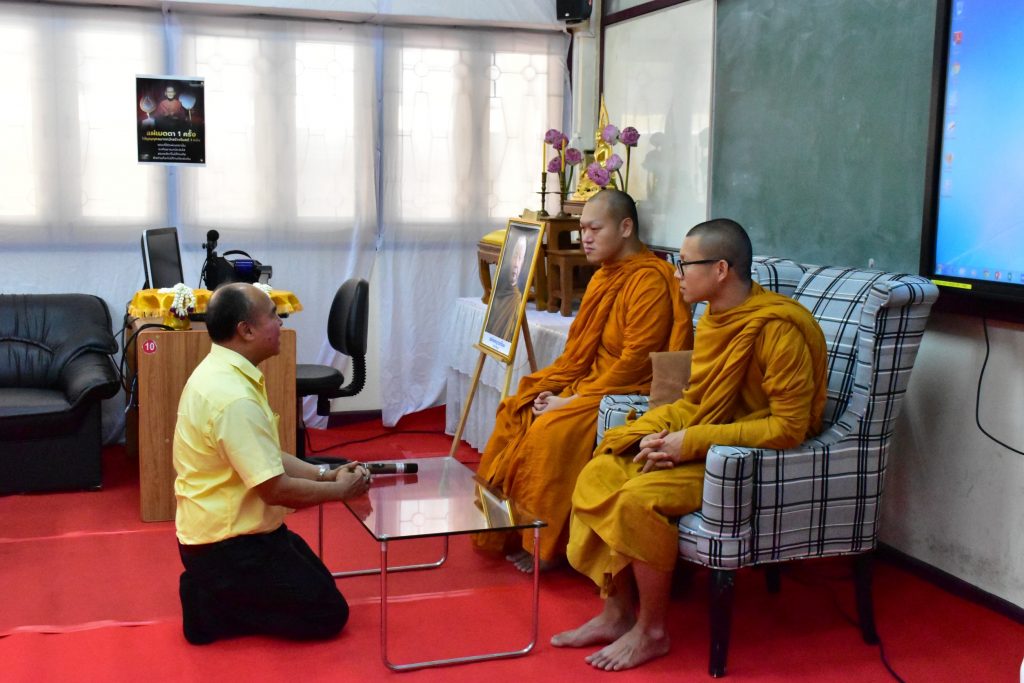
left=475, top=248, right=692, bottom=562
left=567, top=284, right=827, bottom=593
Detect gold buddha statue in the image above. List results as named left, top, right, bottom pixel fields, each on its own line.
left=572, top=95, right=619, bottom=201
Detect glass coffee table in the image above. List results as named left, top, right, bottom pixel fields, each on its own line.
left=317, top=456, right=545, bottom=672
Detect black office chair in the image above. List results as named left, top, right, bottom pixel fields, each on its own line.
left=295, top=278, right=369, bottom=458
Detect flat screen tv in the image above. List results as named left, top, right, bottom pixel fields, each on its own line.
left=921, top=0, right=1024, bottom=320
left=141, top=227, right=184, bottom=289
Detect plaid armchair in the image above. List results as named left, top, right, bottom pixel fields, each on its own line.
left=597, top=259, right=938, bottom=677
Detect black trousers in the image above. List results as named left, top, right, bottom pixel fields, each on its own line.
left=178, top=524, right=348, bottom=644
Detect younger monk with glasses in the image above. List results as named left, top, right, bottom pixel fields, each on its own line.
left=475, top=189, right=692, bottom=572
left=554, top=218, right=828, bottom=671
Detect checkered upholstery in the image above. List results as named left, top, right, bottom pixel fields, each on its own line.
left=598, top=261, right=938, bottom=571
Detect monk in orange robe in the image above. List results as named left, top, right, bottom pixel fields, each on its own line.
left=553, top=218, right=828, bottom=671
left=475, top=189, right=692, bottom=572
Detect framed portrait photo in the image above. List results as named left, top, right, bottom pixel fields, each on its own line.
left=478, top=218, right=544, bottom=362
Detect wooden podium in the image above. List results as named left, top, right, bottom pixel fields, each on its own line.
left=126, top=324, right=297, bottom=522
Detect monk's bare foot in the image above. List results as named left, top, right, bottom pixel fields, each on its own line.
left=505, top=550, right=530, bottom=566
left=511, top=552, right=561, bottom=573
left=584, top=625, right=670, bottom=671
left=550, top=612, right=634, bottom=648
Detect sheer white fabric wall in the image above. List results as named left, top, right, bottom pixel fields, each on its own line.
left=168, top=14, right=380, bottom=428
left=0, top=1, right=566, bottom=436
left=0, top=4, right=169, bottom=442
left=377, top=27, right=566, bottom=425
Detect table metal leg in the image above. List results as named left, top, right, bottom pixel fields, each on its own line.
left=380, top=526, right=541, bottom=672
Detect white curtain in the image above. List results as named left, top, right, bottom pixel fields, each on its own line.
left=169, top=14, right=381, bottom=428
left=0, top=1, right=567, bottom=436
left=0, top=4, right=171, bottom=442
left=378, top=27, right=566, bottom=425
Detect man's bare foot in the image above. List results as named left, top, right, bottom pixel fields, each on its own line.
left=550, top=612, right=634, bottom=648
left=584, top=625, right=670, bottom=671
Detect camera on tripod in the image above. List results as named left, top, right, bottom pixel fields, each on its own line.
left=201, top=230, right=273, bottom=289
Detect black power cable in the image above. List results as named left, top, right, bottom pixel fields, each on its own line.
left=303, top=428, right=449, bottom=456
left=119, top=320, right=174, bottom=411
left=785, top=564, right=906, bottom=682
left=976, top=318, right=1024, bottom=456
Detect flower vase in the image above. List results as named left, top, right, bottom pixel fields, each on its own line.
left=162, top=312, right=191, bottom=330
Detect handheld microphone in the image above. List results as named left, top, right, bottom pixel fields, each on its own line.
left=366, top=462, right=418, bottom=474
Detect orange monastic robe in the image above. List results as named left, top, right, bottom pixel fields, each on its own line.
left=475, top=248, right=692, bottom=562
left=568, top=284, right=828, bottom=593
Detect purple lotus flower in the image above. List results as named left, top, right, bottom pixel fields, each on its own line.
left=544, top=128, right=564, bottom=145
left=620, top=126, right=640, bottom=146
left=605, top=153, right=623, bottom=172
left=547, top=156, right=562, bottom=174
left=564, top=147, right=583, bottom=165
left=587, top=162, right=611, bottom=187
left=601, top=124, right=620, bottom=144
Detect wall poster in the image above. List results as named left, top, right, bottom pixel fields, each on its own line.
left=136, top=75, right=205, bottom=165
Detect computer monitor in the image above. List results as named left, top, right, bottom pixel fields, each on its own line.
left=141, top=227, right=185, bottom=289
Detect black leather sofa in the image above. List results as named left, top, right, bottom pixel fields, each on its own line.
left=0, top=294, right=119, bottom=494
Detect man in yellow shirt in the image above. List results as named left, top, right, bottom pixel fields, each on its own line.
left=174, top=283, right=370, bottom=645
left=553, top=219, right=827, bottom=670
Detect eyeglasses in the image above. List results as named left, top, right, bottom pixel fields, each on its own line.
left=675, top=258, right=730, bottom=277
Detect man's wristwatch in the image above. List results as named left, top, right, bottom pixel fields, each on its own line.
left=316, top=464, right=330, bottom=482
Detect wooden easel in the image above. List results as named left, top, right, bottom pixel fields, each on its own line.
left=448, top=317, right=538, bottom=457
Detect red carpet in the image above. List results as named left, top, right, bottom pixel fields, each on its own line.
left=1, top=407, right=1021, bottom=681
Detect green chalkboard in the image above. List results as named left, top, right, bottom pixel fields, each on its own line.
left=711, top=0, right=937, bottom=273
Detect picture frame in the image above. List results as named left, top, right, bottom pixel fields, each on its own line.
left=477, top=218, right=544, bottom=362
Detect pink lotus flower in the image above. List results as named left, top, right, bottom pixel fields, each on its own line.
left=547, top=156, right=562, bottom=174
left=601, top=124, right=620, bottom=144
left=605, top=153, right=623, bottom=172
left=587, top=162, right=611, bottom=187
left=544, top=128, right=564, bottom=145
left=620, top=126, right=640, bottom=146
left=564, top=147, right=583, bottom=165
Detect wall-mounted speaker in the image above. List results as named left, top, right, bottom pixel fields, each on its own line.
left=557, top=0, right=593, bottom=24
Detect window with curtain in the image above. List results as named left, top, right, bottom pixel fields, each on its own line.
left=172, top=15, right=377, bottom=244
left=0, top=4, right=166, bottom=243
left=377, top=26, right=566, bottom=424
left=0, top=1, right=567, bottom=430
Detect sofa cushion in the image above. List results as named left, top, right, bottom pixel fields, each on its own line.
left=792, top=267, right=907, bottom=428
left=0, top=387, right=70, bottom=416
left=648, top=350, right=692, bottom=409
left=0, top=294, right=116, bottom=389
left=0, top=387, right=89, bottom=440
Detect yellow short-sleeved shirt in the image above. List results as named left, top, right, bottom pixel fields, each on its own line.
left=173, top=344, right=287, bottom=545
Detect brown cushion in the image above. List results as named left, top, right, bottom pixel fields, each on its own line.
left=648, top=350, right=693, bottom=409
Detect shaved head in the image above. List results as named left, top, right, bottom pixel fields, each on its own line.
left=591, top=188, right=640, bottom=240
left=686, top=218, right=752, bottom=284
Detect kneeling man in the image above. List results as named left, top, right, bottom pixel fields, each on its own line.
left=174, top=283, right=371, bottom=644
left=554, top=219, right=828, bottom=670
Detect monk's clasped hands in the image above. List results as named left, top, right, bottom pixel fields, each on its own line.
left=633, top=429, right=685, bottom=473
left=531, top=391, right=575, bottom=416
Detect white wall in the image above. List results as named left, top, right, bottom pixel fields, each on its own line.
left=883, top=312, right=1024, bottom=607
